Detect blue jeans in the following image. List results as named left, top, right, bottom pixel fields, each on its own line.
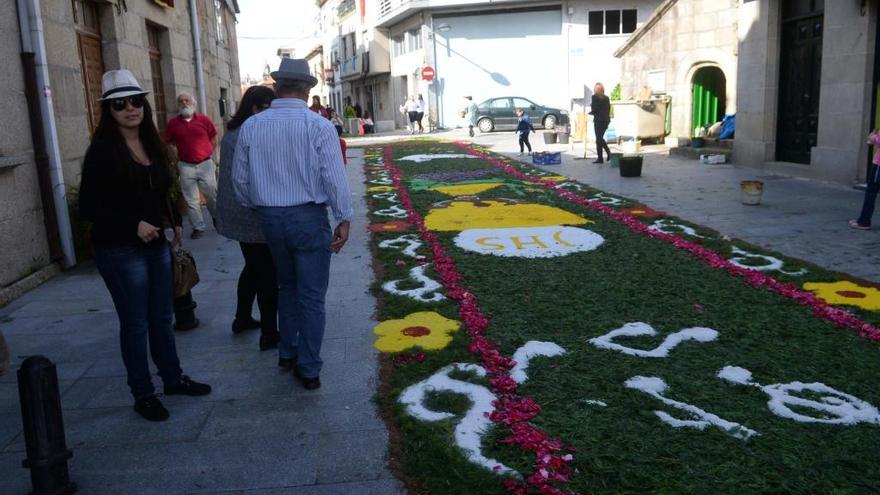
left=258, top=205, right=332, bottom=378
left=857, top=164, right=880, bottom=226
left=94, top=242, right=183, bottom=400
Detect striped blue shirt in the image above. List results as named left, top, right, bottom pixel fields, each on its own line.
left=232, top=98, right=353, bottom=222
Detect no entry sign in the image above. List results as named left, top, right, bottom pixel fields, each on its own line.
left=421, top=66, right=435, bottom=81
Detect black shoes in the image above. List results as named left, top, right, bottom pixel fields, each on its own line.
left=174, top=318, right=200, bottom=332
left=232, top=317, right=261, bottom=333
left=134, top=395, right=169, bottom=422
left=293, top=368, right=321, bottom=390
left=135, top=377, right=210, bottom=421
left=593, top=159, right=604, bottom=164
left=280, top=357, right=320, bottom=390
left=164, top=375, right=212, bottom=396
left=260, top=332, right=280, bottom=351
left=190, top=229, right=205, bottom=239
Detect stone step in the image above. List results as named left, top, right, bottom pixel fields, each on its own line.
left=669, top=145, right=733, bottom=161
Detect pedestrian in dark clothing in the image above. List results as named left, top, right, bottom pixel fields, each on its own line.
left=590, top=82, right=612, bottom=163
left=514, top=108, right=535, bottom=155
left=354, top=102, right=363, bottom=119
left=849, top=129, right=880, bottom=230
left=217, top=85, right=281, bottom=351
left=78, top=69, right=211, bottom=422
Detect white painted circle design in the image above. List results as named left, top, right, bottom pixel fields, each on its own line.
left=454, top=226, right=604, bottom=258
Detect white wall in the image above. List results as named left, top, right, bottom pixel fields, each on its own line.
left=566, top=1, right=662, bottom=104
left=433, top=8, right=565, bottom=128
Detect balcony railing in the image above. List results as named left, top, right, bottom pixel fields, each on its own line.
left=378, top=0, right=409, bottom=23
left=340, top=55, right=359, bottom=78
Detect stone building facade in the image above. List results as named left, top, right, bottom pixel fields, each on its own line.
left=736, top=0, right=879, bottom=184
left=617, top=0, right=880, bottom=185
left=616, top=0, right=739, bottom=139
left=1, top=0, right=241, bottom=305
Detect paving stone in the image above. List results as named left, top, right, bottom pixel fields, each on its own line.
left=0, top=358, right=93, bottom=385
left=3, top=437, right=318, bottom=495
left=240, top=478, right=405, bottom=494
left=0, top=452, right=30, bottom=494
left=199, top=392, right=380, bottom=442
left=3, top=400, right=214, bottom=453
left=344, top=336, right=379, bottom=363
left=315, top=429, right=391, bottom=485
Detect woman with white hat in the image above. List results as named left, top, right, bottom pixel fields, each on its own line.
left=78, top=69, right=211, bottom=421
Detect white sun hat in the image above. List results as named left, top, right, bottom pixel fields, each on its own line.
left=98, top=69, right=149, bottom=101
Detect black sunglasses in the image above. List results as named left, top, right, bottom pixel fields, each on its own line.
left=109, top=94, right=146, bottom=111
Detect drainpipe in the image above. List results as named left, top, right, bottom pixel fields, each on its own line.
left=17, top=0, right=77, bottom=269
left=188, top=0, right=208, bottom=112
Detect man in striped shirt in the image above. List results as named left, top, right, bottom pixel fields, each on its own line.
left=232, top=58, right=353, bottom=390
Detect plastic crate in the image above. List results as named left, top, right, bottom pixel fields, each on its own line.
left=532, top=152, right=561, bottom=165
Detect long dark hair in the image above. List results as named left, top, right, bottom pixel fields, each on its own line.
left=227, top=86, right=275, bottom=130
left=90, top=96, right=173, bottom=187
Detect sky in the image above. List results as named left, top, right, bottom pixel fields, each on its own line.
left=235, top=0, right=319, bottom=82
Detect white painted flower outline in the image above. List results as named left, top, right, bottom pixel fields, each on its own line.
left=382, top=264, right=445, bottom=302
left=399, top=341, right=567, bottom=476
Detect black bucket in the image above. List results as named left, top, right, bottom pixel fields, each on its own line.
left=619, top=156, right=643, bottom=177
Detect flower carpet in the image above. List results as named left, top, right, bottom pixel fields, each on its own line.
left=364, top=141, right=880, bottom=494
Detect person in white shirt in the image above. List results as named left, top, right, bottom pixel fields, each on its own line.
left=362, top=111, right=374, bottom=134
left=415, top=94, right=426, bottom=133
left=405, top=96, right=420, bottom=134
left=232, top=58, right=353, bottom=391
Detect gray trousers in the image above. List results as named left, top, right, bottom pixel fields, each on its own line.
left=178, top=159, right=218, bottom=231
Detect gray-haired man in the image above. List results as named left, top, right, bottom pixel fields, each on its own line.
left=165, top=93, right=219, bottom=239
left=232, top=58, right=353, bottom=390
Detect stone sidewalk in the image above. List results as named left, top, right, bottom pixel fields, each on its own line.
left=460, top=129, right=880, bottom=283
left=0, top=148, right=405, bottom=494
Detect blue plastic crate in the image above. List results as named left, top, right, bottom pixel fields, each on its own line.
left=532, top=152, right=561, bottom=165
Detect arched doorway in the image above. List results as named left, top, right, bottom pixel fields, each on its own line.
left=691, top=66, right=727, bottom=134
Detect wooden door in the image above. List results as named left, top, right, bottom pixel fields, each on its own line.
left=73, top=0, right=103, bottom=133
left=776, top=1, right=824, bottom=164
left=147, top=24, right=168, bottom=133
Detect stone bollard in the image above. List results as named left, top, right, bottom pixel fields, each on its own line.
left=17, top=355, right=77, bottom=494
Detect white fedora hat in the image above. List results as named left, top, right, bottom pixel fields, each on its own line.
left=98, top=69, right=149, bottom=101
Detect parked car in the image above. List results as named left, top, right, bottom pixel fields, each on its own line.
left=474, top=96, right=569, bottom=133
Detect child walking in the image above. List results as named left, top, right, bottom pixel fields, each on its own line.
left=849, top=128, right=880, bottom=230
left=515, top=108, right=535, bottom=156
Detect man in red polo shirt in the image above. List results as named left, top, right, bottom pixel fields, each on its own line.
left=165, top=93, right=218, bottom=239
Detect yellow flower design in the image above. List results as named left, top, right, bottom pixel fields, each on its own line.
left=803, top=281, right=880, bottom=310
left=430, top=182, right=505, bottom=196
left=373, top=311, right=461, bottom=352
left=541, top=176, right=569, bottom=182
left=425, top=199, right=589, bottom=232
left=368, top=185, right=396, bottom=192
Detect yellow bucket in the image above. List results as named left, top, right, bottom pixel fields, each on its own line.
left=740, top=180, right=764, bottom=205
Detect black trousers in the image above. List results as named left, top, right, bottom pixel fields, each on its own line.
left=237, top=242, right=278, bottom=334
left=594, top=121, right=612, bottom=160
left=518, top=133, right=532, bottom=152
